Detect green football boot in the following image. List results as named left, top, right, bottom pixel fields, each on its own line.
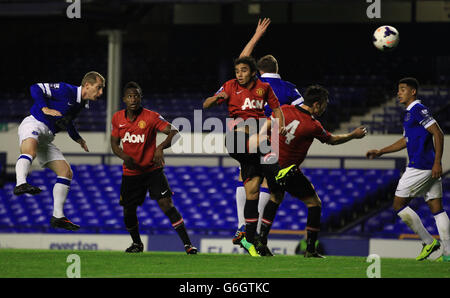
left=240, top=237, right=261, bottom=257
left=254, top=238, right=274, bottom=257
left=434, top=254, right=450, bottom=262
left=416, top=238, right=440, bottom=261
left=275, top=164, right=297, bottom=187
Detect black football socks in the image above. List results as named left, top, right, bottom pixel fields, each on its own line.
left=259, top=200, right=280, bottom=244
left=306, top=206, right=321, bottom=252
left=244, top=199, right=259, bottom=244
left=123, top=205, right=142, bottom=244
left=165, top=207, right=192, bottom=246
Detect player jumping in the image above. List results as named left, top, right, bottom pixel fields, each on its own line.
left=254, top=85, right=367, bottom=257
left=203, top=56, right=287, bottom=256
left=233, top=18, right=304, bottom=250
left=111, top=81, right=197, bottom=254
left=14, top=71, right=105, bottom=231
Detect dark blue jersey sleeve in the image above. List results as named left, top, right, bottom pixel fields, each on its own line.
left=411, top=104, right=436, bottom=129
left=67, top=120, right=82, bottom=142
left=30, top=83, right=51, bottom=110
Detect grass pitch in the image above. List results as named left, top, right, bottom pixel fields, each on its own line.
left=0, top=249, right=448, bottom=278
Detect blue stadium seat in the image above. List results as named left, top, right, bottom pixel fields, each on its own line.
left=360, top=174, right=450, bottom=237
left=0, top=165, right=408, bottom=236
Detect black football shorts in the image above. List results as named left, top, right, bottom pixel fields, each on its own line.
left=120, top=168, right=172, bottom=207
left=225, top=129, right=264, bottom=183
left=283, top=168, right=317, bottom=200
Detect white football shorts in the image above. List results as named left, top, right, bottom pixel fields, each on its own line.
left=395, top=167, right=443, bottom=201
left=18, top=115, right=66, bottom=167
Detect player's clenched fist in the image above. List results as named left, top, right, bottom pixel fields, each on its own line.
left=123, top=156, right=138, bottom=170
left=352, top=126, right=367, bottom=139
left=279, top=125, right=287, bottom=136
left=366, top=149, right=381, bottom=159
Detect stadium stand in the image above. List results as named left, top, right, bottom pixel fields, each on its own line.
left=2, top=85, right=448, bottom=134
left=0, top=165, right=401, bottom=236
left=353, top=88, right=450, bottom=135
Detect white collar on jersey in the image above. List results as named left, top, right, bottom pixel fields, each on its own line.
left=77, top=86, right=89, bottom=109
left=406, top=99, right=421, bottom=111
left=77, top=86, right=82, bottom=103
left=260, top=73, right=281, bottom=79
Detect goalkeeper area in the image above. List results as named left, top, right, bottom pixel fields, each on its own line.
left=1, top=249, right=448, bottom=279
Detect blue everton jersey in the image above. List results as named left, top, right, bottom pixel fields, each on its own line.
left=258, top=73, right=303, bottom=117
left=29, top=82, right=88, bottom=141
left=403, top=100, right=436, bottom=170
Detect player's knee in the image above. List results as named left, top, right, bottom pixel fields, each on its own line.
left=244, top=178, right=261, bottom=200
left=271, top=191, right=284, bottom=204
left=392, top=202, right=401, bottom=212
left=392, top=196, right=410, bottom=212
left=246, top=191, right=259, bottom=200
left=21, top=151, right=37, bottom=160
left=426, top=198, right=443, bottom=214
left=20, top=139, right=38, bottom=159
left=245, top=187, right=260, bottom=200
left=158, top=197, right=174, bottom=212
left=68, top=168, right=73, bottom=180
left=301, top=194, right=321, bottom=208
left=312, top=195, right=322, bottom=208
left=261, top=178, right=269, bottom=189
left=63, top=166, right=73, bottom=180
left=49, top=161, right=73, bottom=180
left=309, top=199, right=321, bottom=209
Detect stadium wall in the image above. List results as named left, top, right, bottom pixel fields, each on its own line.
left=1, top=127, right=450, bottom=171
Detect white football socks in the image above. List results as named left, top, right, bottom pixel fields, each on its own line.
left=236, top=185, right=272, bottom=234
left=397, top=206, right=434, bottom=245
left=236, top=185, right=246, bottom=229
left=434, top=211, right=450, bottom=255
left=15, top=154, right=33, bottom=186
left=53, top=176, right=71, bottom=218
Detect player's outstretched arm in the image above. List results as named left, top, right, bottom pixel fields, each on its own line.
left=239, top=18, right=271, bottom=58
left=366, top=137, right=406, bottom=159
left=426, top=122, right=444, bottom=178
left=203, top=91, right=228, bottom=109
left=327, top=126, right=367, bottom=145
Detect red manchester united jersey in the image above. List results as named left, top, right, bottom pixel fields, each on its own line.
left=215, top=78, right=280, bottom=122
left=275, top=105, right=331, bottom=168
left=111, top=108, right=169, bottom=176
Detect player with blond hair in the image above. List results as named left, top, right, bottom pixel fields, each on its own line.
left=14, top=71, right=105, bottom=231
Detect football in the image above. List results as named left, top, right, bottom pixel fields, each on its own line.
left=373, top=25, right=400, bottom=51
